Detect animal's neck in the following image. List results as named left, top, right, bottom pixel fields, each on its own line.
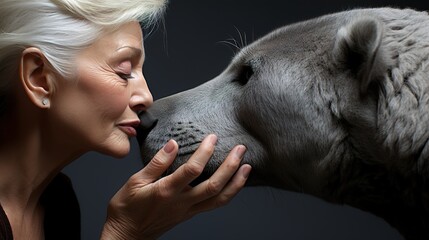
left=323, top=12, right=429, bottom=237
left=318, top=109, right=429, bottom=239
left=376, top=9, right=429, bottom=172
left=323, top=147, right=429, bottom=239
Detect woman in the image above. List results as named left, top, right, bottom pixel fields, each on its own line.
left=0, top=0, right=252, bottom=239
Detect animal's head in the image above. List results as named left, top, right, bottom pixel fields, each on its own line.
left=138, top=8, right=429, bottom=196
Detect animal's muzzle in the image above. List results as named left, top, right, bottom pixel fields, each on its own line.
left=137, top=111, right=158, bottom=145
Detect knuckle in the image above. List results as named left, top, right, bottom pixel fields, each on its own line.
left=205, top=179, right=223, bottom=196
left=182, top=162, right=204, bottom=178
left=215, top=194, right=231, bottom=207
left=150, top=154, right=167, bottom=169
left=154, top=180, right=173, bottom=200
left=224, top=160, right=240, bottom=170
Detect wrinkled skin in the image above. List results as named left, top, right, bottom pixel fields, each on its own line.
left=139, top=8, right=429, bottom=240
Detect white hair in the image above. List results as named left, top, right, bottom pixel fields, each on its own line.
left=1, top=0, right=166, bottom=76
left=0, top=0, right=167, bottom=114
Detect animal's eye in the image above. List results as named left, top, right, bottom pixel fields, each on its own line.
left=233, top=64, right=254, bottom=85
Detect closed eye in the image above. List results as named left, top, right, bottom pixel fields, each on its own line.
left=117, top=72, right=133, bottom=80
left=233, top=64, right=254, bottom=85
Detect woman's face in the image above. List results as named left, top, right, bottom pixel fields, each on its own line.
left=50, top=21, right=152, bottom=158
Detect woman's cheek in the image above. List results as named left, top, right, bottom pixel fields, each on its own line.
left=91, top=78, right=131, bottom=118
left=104, top=88, right=130, bottom=116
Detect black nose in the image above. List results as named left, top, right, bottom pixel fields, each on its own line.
left=137, top=111, right=158, bottom=145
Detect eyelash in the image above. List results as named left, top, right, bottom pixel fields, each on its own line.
left=117, top=72, right=133, bottom=80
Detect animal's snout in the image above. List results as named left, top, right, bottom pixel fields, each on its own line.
left=137, top=111, right=158, bottom=144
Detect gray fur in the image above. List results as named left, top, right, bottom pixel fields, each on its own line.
left=138, top=8, right=429, bottom=239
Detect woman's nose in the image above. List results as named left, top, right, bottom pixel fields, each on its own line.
left=130, top=75, right=153, bottom=112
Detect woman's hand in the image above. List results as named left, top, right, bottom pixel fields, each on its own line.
left=100, top=134, right=252, bottom=240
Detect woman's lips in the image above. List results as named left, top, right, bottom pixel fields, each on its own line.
left=118, top=120, right=140, bottom=137
left=118, top=125, right=137, bottom=137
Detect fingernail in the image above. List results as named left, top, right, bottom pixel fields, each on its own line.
left=234, top=145, right=246, bottom=159
left=242, top=165, right=252, bottom=179
left=208, top=134, right=218, bottom=145
left=163, top=139, right=175, bottom=154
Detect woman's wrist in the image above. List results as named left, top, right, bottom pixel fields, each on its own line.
left=101, top=217, right=140, bottom=240
left=101, top=213, right=163, bottom=240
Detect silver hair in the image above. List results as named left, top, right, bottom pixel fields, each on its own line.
left=0, top=0, right=167, bottom=114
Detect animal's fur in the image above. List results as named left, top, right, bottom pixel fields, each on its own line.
left=138, top=8, right=429, bottom=239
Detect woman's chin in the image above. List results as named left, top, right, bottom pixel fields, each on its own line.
left=99, top=139, right=131, bottom=159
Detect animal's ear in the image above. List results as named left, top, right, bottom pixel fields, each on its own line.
left=333, top=17, right=388, bottom=95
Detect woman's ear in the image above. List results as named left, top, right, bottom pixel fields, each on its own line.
left=19, top=47, right=55, bottom=108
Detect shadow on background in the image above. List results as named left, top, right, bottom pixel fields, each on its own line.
left=65, top=1, right=427, bottom=239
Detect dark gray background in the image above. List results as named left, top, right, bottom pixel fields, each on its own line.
left=64, top=1, right=427, bottom=239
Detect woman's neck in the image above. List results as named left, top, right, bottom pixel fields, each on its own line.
left=0, top=110, right=81, bottom=238
left=0, top=131, right=56, bottom=208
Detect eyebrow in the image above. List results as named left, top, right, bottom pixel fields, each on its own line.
left=116, top=46, right=143, bottom=58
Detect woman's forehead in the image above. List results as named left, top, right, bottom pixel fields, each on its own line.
left=82, top=22, right=144, bottom=56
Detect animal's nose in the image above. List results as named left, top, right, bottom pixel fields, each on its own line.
left=137, top=111, right=158, bottom=145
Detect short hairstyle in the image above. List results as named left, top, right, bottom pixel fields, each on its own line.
left=0, top=0, right=167, bottom=114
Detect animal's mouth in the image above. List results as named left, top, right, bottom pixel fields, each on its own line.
left=161, top=121, right=207, bottom=157
left=139, top=121, right=208, bottom=168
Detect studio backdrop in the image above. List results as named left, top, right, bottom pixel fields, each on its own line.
left=64, top=1, right=427, bottom=239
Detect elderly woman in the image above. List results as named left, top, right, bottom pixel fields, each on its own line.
left=0, top=0, right=252, bottom=239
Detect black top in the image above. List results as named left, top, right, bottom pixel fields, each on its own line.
left=0, top=203, right=12, bottom=240
left=0, top=173, right=81, bottom=240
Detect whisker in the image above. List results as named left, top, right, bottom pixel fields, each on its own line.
left=218, top=40, right=238, bottom=49
left=226, top=36, right=240, bottom=49
left=218, top=26, right=252, bottom=54
left=217, top=37, right=241, bottom=54
left=234, top=25, right=244, bottom=49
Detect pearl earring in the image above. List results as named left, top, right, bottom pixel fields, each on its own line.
left=42, top=98, right=49, bottom=106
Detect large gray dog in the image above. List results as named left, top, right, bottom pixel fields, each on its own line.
left=138, top=7, right=429, bottom=240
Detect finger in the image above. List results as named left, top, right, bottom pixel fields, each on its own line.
left=189, top=145, right=246, bottom=203
left=191, top=164, right=252, bottom=214
left=135, top=139, right=178, bottom=184
left=165, top=134, right=217, bottom=191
